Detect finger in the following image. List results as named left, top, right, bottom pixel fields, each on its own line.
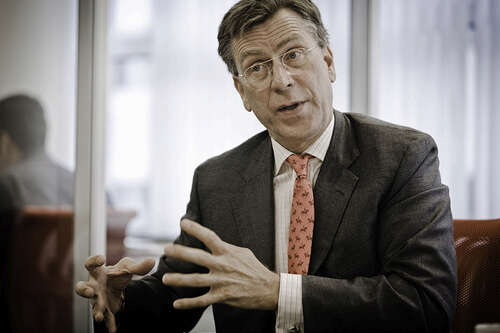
left=105, top=309, right=117, bottom=333
left=164, top=243, right=214, bottom=268
left=75, top=281, right=95, bottom=298
left=124, top=257, right=155, bottom=275
left=162, top=273, right=212, bottom=287
left=180, top=219, right=226, bottom=253
left=109, top=257, right=155, bottom=276
left=173, top=293, right=220, bottom=309
left=93, top=305, right=104, bottom=322
left=93, top=289, right=107, bottom=322
left=85, top=255, right=105, bottom=272
left=106, top=257, right=134, bottom=279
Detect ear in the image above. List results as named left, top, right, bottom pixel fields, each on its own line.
left=0, top=132, right=12, bottom=156
left=0, top=131, right=23, bottom=165
left=323, top=46, right=336, bottom=83
left=233, top=76, right=252, bottom=112
left=0, top=132, right=7, bottom=155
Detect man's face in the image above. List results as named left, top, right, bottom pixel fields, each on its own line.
left=232, top=8, right=335, bottom=153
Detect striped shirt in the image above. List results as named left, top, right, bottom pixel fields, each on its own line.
left=272, top=116, right=335, bottom=332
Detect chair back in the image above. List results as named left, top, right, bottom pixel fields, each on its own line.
left=5, top=206, right=135, bottom=332
left=453, top=219, right=500, bottom=333
left=7, top=206, right=73, bottom=333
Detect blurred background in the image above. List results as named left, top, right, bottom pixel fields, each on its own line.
left=0, top=0, right=498, bottom=332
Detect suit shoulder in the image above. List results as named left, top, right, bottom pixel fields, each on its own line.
left=195, top=130, right=269, bottom=174
left=345, top=112, right=436, bottom=152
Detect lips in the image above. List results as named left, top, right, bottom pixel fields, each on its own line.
left=277, top=101, right=304, bottom=112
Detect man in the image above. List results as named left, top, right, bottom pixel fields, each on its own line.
left=76, top=1, right=457, bottom=332
left=0, top=94, right=113, bottom=209
left=0, top=94, right=75, bottom=332
left=0, top=94, right=73, bottom=209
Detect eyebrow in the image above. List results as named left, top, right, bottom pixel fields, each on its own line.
left=240, top=49, right=265, bottom=64
left=276, top=35, right=300, bottom=50
left=239, top=34, right=302, bottom=65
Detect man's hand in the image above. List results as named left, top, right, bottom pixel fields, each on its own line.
left=162, top=219, right=280, bottom=310
left=75, top=255, right=155, bottom=333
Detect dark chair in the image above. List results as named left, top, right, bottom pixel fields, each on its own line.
left=6, top=206, right=136, bottom=333
left=7, top=207, right=74, bottom=333
left=453, top=218, right=500, bottom=333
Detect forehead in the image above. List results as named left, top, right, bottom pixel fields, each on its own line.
left=232, top=8, right=315, bottom=65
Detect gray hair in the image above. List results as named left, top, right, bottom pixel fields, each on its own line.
left=217, top=0, right=329, bottom=75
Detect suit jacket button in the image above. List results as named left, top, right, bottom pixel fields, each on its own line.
left=287, top=326, right=300, bottom=333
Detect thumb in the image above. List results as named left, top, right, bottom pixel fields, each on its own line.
left=85, top=254, right=106, bottom=273
left=107, top=257, right=154, bottom=291
left=128, top=257, right=155, bottom=275
left=115, top=257, right=155, bottom=275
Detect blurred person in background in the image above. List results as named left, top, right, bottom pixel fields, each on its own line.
left=0, top=94, right=73, bottom=210
left=0, top=93, right=74, bottom=267
left=0, top=94, right=74, bottom=332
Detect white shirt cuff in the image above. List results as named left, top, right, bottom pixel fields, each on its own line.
left=275, top=273, right=304, bottom=332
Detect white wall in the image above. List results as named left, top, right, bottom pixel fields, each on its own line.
left=0, top=0, right=77, bottom=169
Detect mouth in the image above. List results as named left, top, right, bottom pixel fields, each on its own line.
left=277, top=101, right=305, bottom=112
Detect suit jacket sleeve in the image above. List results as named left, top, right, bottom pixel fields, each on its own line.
left=302, top=134, right=457, bottom=332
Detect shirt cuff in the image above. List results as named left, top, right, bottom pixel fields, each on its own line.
left=275, top=273, right=304, bottom=332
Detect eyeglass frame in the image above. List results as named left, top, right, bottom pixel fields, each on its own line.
left=235, top=45, right=319, bottom=89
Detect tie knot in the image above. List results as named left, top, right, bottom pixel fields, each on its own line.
left=287, top=154, right=313, bottom=177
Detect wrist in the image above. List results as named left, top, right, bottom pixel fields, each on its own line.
left=269, top=272, right=280, bottom=310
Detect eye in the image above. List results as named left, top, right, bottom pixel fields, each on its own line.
left=245, top=62, right=267, bottom=78
left=250, top=64, right=262, bottom=73
left=287, top=50, right=298, bottom=60
left=284, top=48, right=305, bottom=63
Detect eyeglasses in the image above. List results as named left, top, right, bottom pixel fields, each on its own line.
left=237, top=46, right=318, bottom=90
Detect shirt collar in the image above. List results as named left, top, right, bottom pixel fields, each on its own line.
left=271, top=113, right=335, bottom=176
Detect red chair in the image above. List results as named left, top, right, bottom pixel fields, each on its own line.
left=6, top=206, right=135, bottom=333
left=7, top=207, right=73, bottom=333
left=453, top=219, right=500, bottom=333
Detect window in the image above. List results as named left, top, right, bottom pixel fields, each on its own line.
left=370, top=0, right=500, bottom=219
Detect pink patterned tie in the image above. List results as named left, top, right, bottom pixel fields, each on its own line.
left=287, top=154, right=314, bottom=275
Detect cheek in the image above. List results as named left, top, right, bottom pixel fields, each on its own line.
left=249, top=91, right=270, bottom=111
left=304, top=78, right=323, bottom=104
left=313, top=73, right=332, bottom=103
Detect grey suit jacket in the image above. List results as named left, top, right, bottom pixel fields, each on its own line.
left=117, top=110, right=457, bottom=333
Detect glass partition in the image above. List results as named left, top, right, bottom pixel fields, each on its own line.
left=0, top=0, right=78, bottom=332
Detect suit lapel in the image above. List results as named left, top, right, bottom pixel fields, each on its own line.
left=230, top=135, right=276, bottom=270
left=228, top=111, right=360, bottom=274
left=309, top=111, right=360, bottom=274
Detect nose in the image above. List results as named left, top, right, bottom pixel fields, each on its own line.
left=269, top=60, right=293, bottom=90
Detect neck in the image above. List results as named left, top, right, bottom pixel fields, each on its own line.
left=275, top=131, right=322, bottom=154
left=275, top=117, right=332, bottom=154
